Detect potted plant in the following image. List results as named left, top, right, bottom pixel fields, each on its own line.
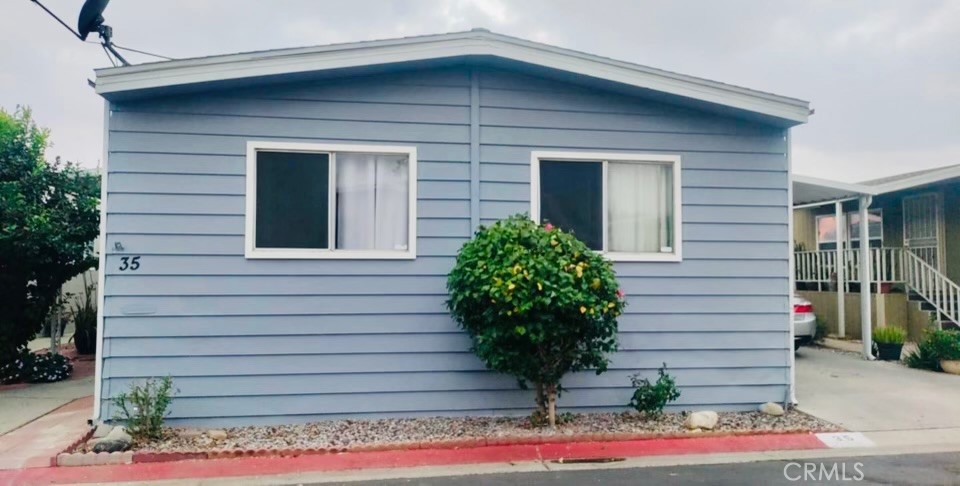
left=931, top=330, right=960, bottom=374
left=873, top=326, right=906, bottom=361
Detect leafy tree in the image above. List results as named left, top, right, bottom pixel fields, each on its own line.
left=0, top=107, right=100, bottom=373
left=447, top=214, right=625, bottom=426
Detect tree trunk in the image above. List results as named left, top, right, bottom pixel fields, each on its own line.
left=546, top=384, right=557, bottom=427
left=535, top=382, right=546, bottom=415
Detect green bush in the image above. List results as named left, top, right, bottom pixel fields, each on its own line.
left=0, top=346, right=72, bottom=384
left=905, top=329, right=960, bottom=371
left=112, top=376, right=177, bottom=442
left=814, top=316, right=829, bottom=343
left=70, top=279, right=98, bottom=355
left=873, top=326, right=906, bottom=345
left=628, top=364, right=681, bottom=418
left=0, top=107, right=100, bottom=371
left=447, top=215, right=625, bottom=426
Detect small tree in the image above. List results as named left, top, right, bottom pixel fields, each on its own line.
left=0, top=107, right=100, bottom=371
left=447, top=214, right=625, bottom=426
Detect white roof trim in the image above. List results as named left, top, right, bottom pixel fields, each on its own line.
left=792, top=174, right=875, bottom=207
left=794, top=175, right=875, bottom=196
left=94, top=30, right=810, bottom=124
left=869, top=165, right=960, bottom=194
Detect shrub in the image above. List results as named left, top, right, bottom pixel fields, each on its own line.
left=814, top=316, right=829, bottom=343
left=0, top=346, right=72, bottom=384
left=0, top=107, right=100, bottom=372
left=905, top=329, right=960, bottom=371
left=628, top=364, right=681, bottom=418
left=70, top=278, right=98, bottom=355
left=447, top=215, right=625, bottom=426
left=873, top=326, right=906, bottom=345
left=112, top=376, right=177, bottom=442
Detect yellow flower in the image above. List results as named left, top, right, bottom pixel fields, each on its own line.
left=550, top=239, right=559, bottom=247
left=590, top=278, right=601, bottom=289
left=608, top=302, right=616, bottom=308
left=575, top=266, right=584, bottom=278
left=537, top=282, right=543, bottom=291
left=580, top=306, right=587, bottom=314
left=507, top=283, right=516, bottom=290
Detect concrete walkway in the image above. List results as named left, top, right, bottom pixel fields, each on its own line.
left=0, top=375, right=94, bottom=435
left=0, top=396, right=92, bottom=469
left=796, top=346, right=960, bottom=432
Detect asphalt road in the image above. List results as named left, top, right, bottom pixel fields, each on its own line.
left=320, top=452, right=960, bottom=485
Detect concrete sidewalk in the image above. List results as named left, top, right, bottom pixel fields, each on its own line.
left=0, top=375, right=94, bottom=436
left=796, top=346, right=960, bottom=433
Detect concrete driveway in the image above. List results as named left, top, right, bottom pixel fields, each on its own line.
left=796, top=346, right=960, bottom=432
left=0, top=375, right=93, bottom=435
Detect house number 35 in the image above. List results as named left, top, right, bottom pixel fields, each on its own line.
left=119, top=256, right=141, bottom=271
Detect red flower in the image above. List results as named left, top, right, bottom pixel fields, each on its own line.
left=616, top=289, right=625, bottom=299
left=544, top=223, right=554, bottom=231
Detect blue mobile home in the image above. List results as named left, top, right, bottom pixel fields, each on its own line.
left=92, top=30, right=810, bottom=426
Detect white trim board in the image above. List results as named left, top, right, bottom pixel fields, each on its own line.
left=529, top=150, right=683, bottom=263
left=92, top=102, right=110, bottom=421
left=95, top=30, right=810, bottom=126
left=244, top=141, right=418, bottom=260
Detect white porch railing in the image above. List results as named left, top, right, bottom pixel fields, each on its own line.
left=902, top=249, right=960, bottom=327
left=795, top=247, right=960, bottom=327
left=795, top=248, right=904, bottom=285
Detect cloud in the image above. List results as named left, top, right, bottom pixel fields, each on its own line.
left=3, top=0, right=958, bottom=180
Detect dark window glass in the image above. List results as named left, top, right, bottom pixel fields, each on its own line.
left=255, top=151, right=329, bottom=249
left=540, top=160, right=602, bottom=250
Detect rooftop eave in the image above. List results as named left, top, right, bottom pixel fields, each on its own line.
left=94, top=32, right=810, bottom=125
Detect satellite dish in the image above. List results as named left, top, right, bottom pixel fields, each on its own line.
left=78, top=0, right=110, bottom=41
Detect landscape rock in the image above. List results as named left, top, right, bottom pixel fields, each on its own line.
left=175, top=428, right=205, bottom=438
left=759, top=402, right=785, bottom=416
left=92, top=424, right=114, bottom=439
left=136, top=410, right=839, bottom=454
left=206, top=429, right=228, bottom=441
left=683, top=411, right=719, bottom=430
left=92, top=427, right=132, bottom=453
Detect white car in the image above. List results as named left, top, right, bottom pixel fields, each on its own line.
left=793, top=295, right=816, bottom=350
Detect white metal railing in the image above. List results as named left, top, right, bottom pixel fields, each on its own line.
left=902, top=249, right=960, bottom=327
left=795, top=248, right=904, bottom=285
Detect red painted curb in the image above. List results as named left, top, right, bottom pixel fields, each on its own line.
left=2, top=432, right=827, bottom=484
left=73, top=427, right=827, bottom=467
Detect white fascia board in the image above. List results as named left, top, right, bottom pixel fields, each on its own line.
left=793, top=174, right=875, bottom=195
left=871, top=166, right=960, bottom=194
left=95, top=32, right=810, bottom=124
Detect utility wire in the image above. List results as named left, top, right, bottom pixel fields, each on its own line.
left=29, top=0, right=82, bottom=39
left=101, top=44, right=117, bottom=67
left=112, top=43, right=175, bottom=61
left=30, top=0, right=177, bottom=64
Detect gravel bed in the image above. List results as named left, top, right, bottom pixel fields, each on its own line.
left=130, top=410, right=840, bottom=453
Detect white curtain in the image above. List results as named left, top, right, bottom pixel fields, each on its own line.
left=336, top=153, right=409, bottom=250
left=608, top=162, right=673, bottom=253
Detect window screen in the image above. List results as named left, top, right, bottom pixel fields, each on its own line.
left=255, top=151, right=329, bottom=249
left=539, top=160, right=602, bottom=250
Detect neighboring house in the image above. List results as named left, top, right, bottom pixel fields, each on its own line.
left=92, top=30, right=810, bottom=426
left=793, top=164, right=960, bottom=342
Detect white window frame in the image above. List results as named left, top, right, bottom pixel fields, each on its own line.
left=815, top=209, right=883, bottom=250
left=530, top=151, right=682, bottom=262
left=245, top=141, right=417, bottom=260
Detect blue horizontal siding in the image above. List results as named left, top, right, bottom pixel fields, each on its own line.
left=100, top=66, right=792, bottom=425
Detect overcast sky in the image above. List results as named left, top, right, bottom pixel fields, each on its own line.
left=2, top=0, right=958, bottom=181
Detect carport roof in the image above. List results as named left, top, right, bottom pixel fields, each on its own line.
left=793, top=175, right=873, bottom=207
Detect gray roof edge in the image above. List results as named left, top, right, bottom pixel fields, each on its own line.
left=94, top=30, right=810, bottom=123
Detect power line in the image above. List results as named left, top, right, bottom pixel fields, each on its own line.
left=29, top=0, right=82, bottom=39
left=112, top=43, right=175, bottom=61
